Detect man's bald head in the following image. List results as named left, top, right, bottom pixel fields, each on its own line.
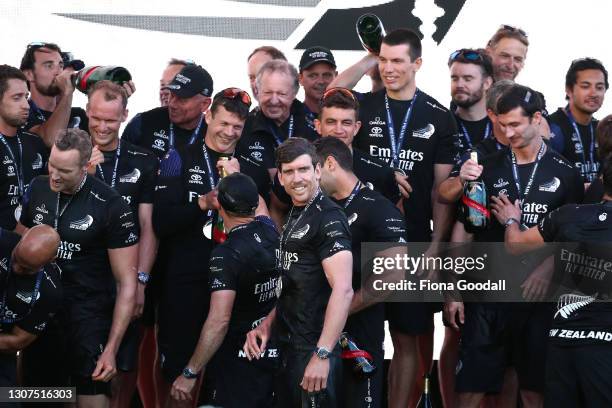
left=12, top=225, right=60, bottom=275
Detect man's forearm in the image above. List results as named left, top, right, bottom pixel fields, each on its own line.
left=328, top=54, right=378, bottom=90
left=138, top=205, right=158, bottom=274
left=438, top=176, right=464, bottom=204
left=317, top=286, right=353, bottom=351
left=106, top=277, right=136, bottom=353
left=187, top=317, right=229, bottom=372
left=32, top=93, right=74, bottom=148
left=432, top=192, right=455, bottom=243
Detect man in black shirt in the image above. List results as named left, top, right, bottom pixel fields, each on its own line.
left=448, top=85, right=583, bottom=408
left=299, top=46, right=338, bottom=133
left=153, top=88, right=269, bottom=398
left=449, top=49, right=494, bottom=153
left=0, top=65, right=48, bottom=232
left=170, top=173, right=279, bottom=407
left=122, top=64, right=213, bottom=160
left=237, top=59, right=319, bottom=182
left=18, top=129, right=138, bottom=406
left=316, top=137, right=406, bottom=408
left=0, top=225, right=61, bottom=388
left=85, top=80, right=159, bottom=406
left=330, top=28, right=460, bottom=406
left=548, top=58, right=609, bottom=184
left=244, top=138, right=353, bottom=408
left=490, top=156, right=612, bottom=407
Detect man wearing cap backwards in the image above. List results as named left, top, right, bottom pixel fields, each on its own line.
left=169, top=173, right=279, bottom=407
left=153, top=87, right=270, bottom=404
left=299, top=46, right=338, bottom=133
left=123, top=64, right=213, bottom=160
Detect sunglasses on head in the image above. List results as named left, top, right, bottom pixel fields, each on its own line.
left=322, top=87, right=356, bottom=103
left=499, top=25, right=528, bottom=37
left=27, top=42, right=52, bottom=50
left=221, top=88, right=252, bottom=107
left=449, top=49, right=484, bottom=63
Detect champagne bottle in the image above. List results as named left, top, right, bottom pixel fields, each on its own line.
left=416, top=374, right=433, bottom=408
left=73, top=66, right=132, bottom=94
left=212, top=157, right=229, bottom=243
left=339, top=332, right=376, bottom=377
left=461, top=151, right=489, bottom=232
left=356, top=14, right=386, bottom=54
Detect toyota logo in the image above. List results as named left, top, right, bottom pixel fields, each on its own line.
left=191, top=174, right=202, bottom=181
left=371, top=127, right=383, bottom=134
left=154, top=139, right=165, bottom=147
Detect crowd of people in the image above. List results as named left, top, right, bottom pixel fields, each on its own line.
left=0, top=21, right=610, bottom=408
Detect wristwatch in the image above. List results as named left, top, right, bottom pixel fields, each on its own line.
left=504, top=218, right=519, bottom=228
left=314, top=347, right=331, bottom=360
left=137, top=271, right=150, bottom=285
left=182, top=367, right=198, bottom=379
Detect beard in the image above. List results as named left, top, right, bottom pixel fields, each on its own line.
left=452, top=87, right=485, bottom=109
left=4, top=114, right=27, bottom=128
left=35, top=79, right=61, bottom=97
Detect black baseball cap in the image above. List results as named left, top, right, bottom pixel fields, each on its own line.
left=299, top=46, right=336, bottom=72
left=217, top=173, right=259, bottom=215
left=164, top=64, right=213, bottom=98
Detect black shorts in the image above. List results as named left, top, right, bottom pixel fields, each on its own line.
left=385, top=302, right=434, bottom=335
left=200, top=339, right=278, bottom=407
left=116, top=320, right=143, bottom=372
left=545, top=343, right=612, bottom=408
left=157, top=279, right=209, bottom=382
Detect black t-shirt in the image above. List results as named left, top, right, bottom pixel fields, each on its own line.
left=153, top=143, right=270, bottom=282
left=548, top=107, right=599, bottom=183
left=20, top=175, right=138, bottom=319
left=122, top=106, right=208, bottom=160
left=236, top=99, right=319, bottom=171
left=276, top=190, right=352, bottom=348
left=584, top=177, right=605, bottom=204
left=354, top=89, right=461, bottom=240
left=453, top=113, right=493, bottom=152
left=538, top=200, right=612, bottom=345
left=333, top=186, right=406, bottom=355
left=208, top=216, right=279, bottom=345
left=94, top=140, right=159, bottom=215
left=25, top=99, right=89, bottom=133
left=0, top=130, right=49, bottom=230
left=0, top=229, right=62, bottom=335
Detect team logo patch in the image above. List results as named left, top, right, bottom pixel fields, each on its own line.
left=290, top=224, right=310, bottom=239
left=120, top=168, right=141, bottom=183
left=331, top=241, right=345, bottom=251
left=251, top=151, right=263, bottom=162
left=32, top=153, right=43, bottom=170
left=412, top=124, right=435, bottom=139
left=600, top=213, right=607, bottom=222
left=369, top=126, right=384, bottom=138
left=153, top=139, right=166, bottom=150
left=69, top=215, right=94, bottom=231
left=539, top=177, right=560, bottom=193
left=126, top=232, right=138, bottom=244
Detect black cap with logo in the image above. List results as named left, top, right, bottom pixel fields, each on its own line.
left=164, top=64, right=213, bottom=98
left=299, top=46, right=336, bottom=72
left=217, top=173, right=259, bottom=216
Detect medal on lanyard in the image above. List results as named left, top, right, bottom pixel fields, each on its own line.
left=384, top=91, right=418, bottom=167
left=565, top=107, right=595, bottom=181
left=95, top=140, right=122, bottom=188
left=169, top=113, right=204, bottom=150
left=0, top=133, right=24, bottom=222
left=201, top=145, right=225, bottom=239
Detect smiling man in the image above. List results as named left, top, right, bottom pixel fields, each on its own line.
left=485, top=25, right=529, bottom=82
left=299, top=46, right=338, bottom=133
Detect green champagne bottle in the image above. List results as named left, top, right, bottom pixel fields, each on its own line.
left=416, top=374, right=434, bottom=408
left=212, top=157, right=229, bottom=243
left=73, top=66, right=132, bottom=94
left=356, top=14, right=386, bottom=54
left=461, top=151, right=490, bottom=232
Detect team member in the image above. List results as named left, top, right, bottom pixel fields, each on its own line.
left=247, top=45, right=287, bottom=101
left=170, top=173, right=279, bottom=407
left=0, top=225, right=61, bottom=388
left=237, top=60, right=319, bottom=181
left=123, top=64, right=213, bottom=160
left=85, top=80, right=159, bottom=407
left=548, top=58, right=609, bottom=183
left=244, top=138, right=353, bottom=407
left=18, top=129, right=138, bottom=407
left=449, top=49, right=494, bottom=152
left=0, top=65, right=48, bottom=231
left=159, top=58, right=193, bottom=107
left=153, top=88, right=268, bottom=402
left=448, top=84, right=583, bottom=408
left=315, top=137, right=406, bottom=408
left=489, top=155, right=612, bottom=408
left=299, top=46, right=338, bottom=132
left=330, top=28, right=460, bottom=406
left=485, top=25, right=529, bottom=82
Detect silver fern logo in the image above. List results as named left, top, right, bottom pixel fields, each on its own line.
left=554, top=293, right=596, bottom=319
left=119, top=168, right=141, bottom=183
left=69, top=215, right=94, bottom=231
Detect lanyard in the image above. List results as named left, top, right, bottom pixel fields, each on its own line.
left=29, top=99, right=46, bottom=122
left=269, top=115, right=294, bottom=147
left=510, top=142, right=546, bottom=202
left=384, top=91, right=418, bottom=167
left=202, top=144, right=224, bottom=218
left=565, top=107, right=595, bottom=179
left=459, top=121, right=491, bottom=149
left=279, top=188, right=321, bottom=270
left=0, top=133, right=24, bottom=198
left=95, top=140, right=122, bottom=188
left=0, top=264, right=44, bottom=324
left=54, top=174, right=88, bottom=230
left=169, top=113, right=204, bottom=150
left=343, top=181, right=362, bottom=209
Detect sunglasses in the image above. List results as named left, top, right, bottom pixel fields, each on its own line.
left=322, top=87, right=357, bottom=103
left=27, top=42, right=52, bottom=49
left=499, top=25, right=528, bottom=38
left=221, top=87, right=252, bottom=107
left=449, top=49, right=484, bottom=63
